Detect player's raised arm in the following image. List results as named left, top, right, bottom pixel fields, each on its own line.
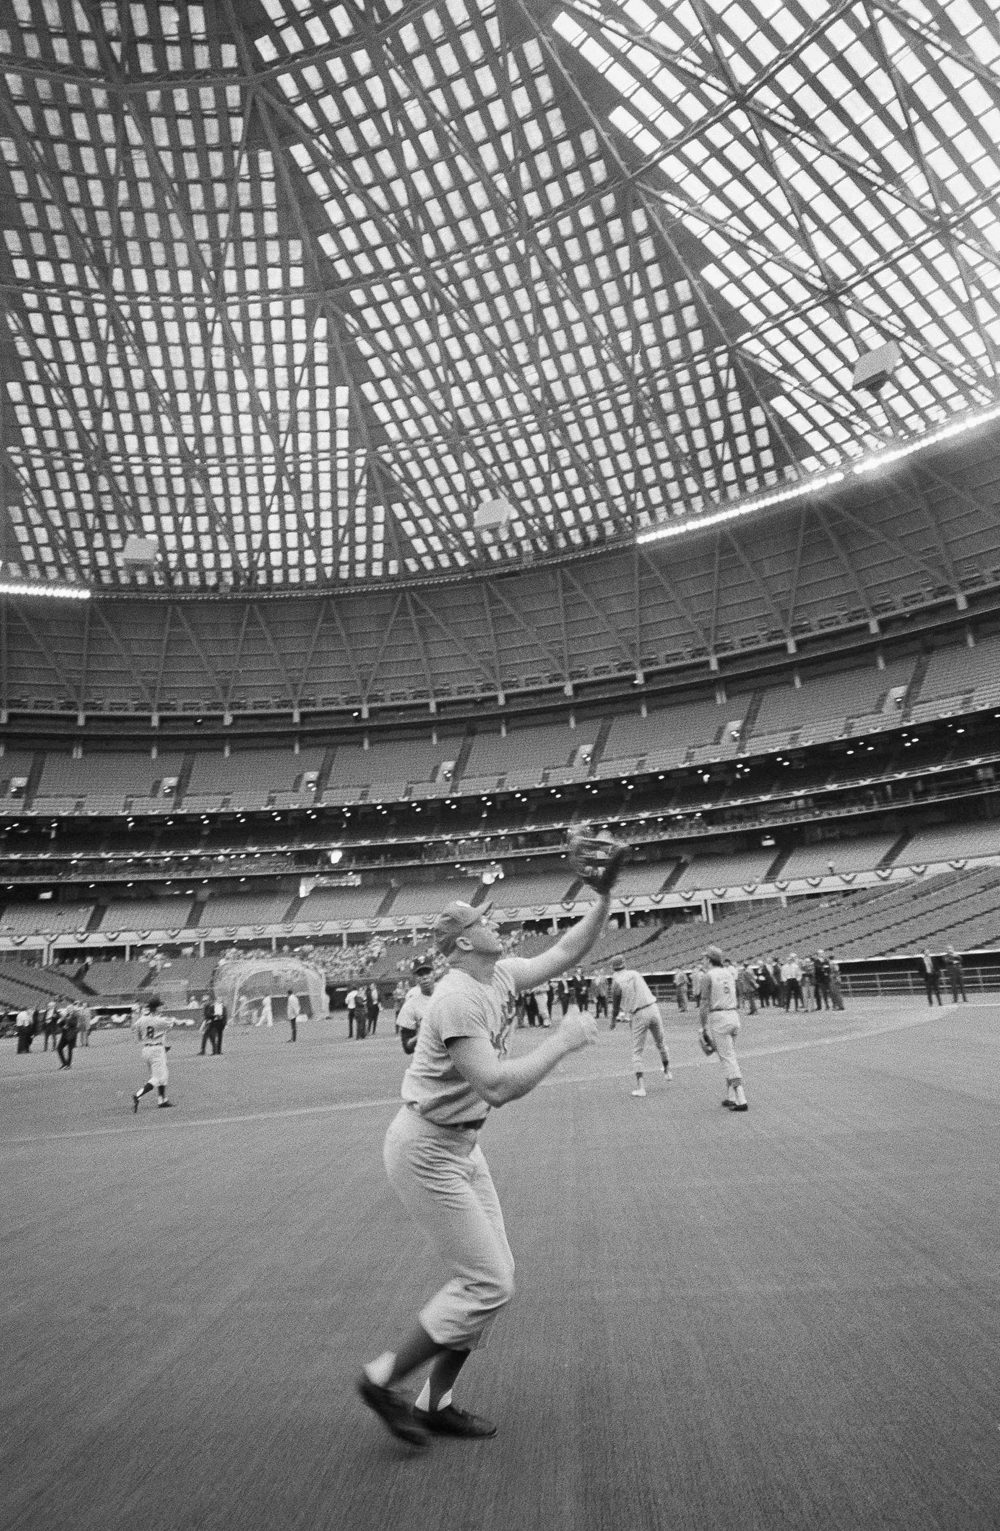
left=512, top=831, right=630, bottom=990
left=447, top=1010, right=594, bottom=1107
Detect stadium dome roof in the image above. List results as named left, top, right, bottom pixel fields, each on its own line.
left=2, top=0, right=1000, bottom=594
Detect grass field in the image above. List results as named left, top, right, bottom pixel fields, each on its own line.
left=2, top=1000, right=998, bottom=1531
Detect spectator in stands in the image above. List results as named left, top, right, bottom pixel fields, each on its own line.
left=918, top=949, right=942, bottom=1006
left=16, top=1005, right=34, bottom=1054
left=814, top=952, right=832, bottom=1010
left=828, top=954, right=845, bottom=1010
left=397, top=963, right=435, bottom=1056
left=367, top=983, right=381, bottom=1037
left=56, top=1007, right=79, bottom=1069
left=287, top=989, right=301, bottom=1042
left=943, top=947, right=968, bottom=1004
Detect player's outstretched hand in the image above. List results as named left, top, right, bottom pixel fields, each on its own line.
left=557, top=1011, right=599, bottom=1054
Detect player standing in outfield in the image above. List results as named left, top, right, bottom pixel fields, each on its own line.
left=357, top=832, right=627, bottom=1449
left=610, top=954, right=671, bottom=1097
left=396, top=960, right=436, bottom=1056
left=132, top=996, right=184, bottom=1112
left=699, top=946, right=748, bottom=1113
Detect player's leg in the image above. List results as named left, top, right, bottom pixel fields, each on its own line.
left=154, top=1051, right=173, bottom=1107
left=711, top=1017, right=747, bottom=1111
left=361, top=1113, right=512, bottom=1441
left=649, top=1015, right=672, bottom=1079
left=631, top=1016, right=646, bottom=1095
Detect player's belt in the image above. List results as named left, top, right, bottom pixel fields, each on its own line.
left=408, top=1104, right=486, bottom=1131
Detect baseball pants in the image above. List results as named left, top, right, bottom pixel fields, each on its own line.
left=383, top=1106, right=515, bottom=1352
left=630, top=1004, right=668, bottom=1072
left=142, top=1044, right=168, bottom=1086
left=708, top=1012, right=742, bottom=1084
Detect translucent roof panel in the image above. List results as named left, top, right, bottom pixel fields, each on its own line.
left=1, top=0, right=999, bottom=589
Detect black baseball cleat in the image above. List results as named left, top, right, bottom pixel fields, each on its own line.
left=722, top=1099, right=735, bottom=1110
left=157, top=1100, right=175, bottom=1109
left=132, top=1094, right=139, bottom=1114
left=357, top=1375, right=429, bottom=1448
left=413, top=1403, right=497, bottom=1439
left=731, top=1102, right=749, bottom=1112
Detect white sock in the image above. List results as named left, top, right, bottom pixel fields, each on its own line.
left=364, top=1351, right=395, bottom=1387
left=734, top=1083, right=747, bottom=1106
left=415, top=1382, right=452, bottom=1411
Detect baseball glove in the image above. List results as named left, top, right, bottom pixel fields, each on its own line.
left=566, top=830, right=631, bottom=895
left=698, top=1024, right=716, bottom=1057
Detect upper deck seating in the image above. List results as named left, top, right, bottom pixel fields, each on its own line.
left=0, top=902, right=95, bottom=935
left=672, top=849, right=778, bottom=892
left=602, top=696, right=746, bottom=770
left=488, top=871, right=579, bottom=909
left=748, top=658, right=915, bottom=746
left=385, top=883, right=476, bottom=918
left=778, top=836, right=898, bottom=879
left=897, top=821, right=1000, bottom=865
left=614, top=864, right=678, bottom=898
left=184, top=748, right=326, bottom=811
left=296, top=886, right=390, bottom=922
left=99, top=898, right=194, bottom=932
left=33, top=752, right=186, bottom=814
left=461, top=722, right=599, bottom=788
left=328, top=737, right=458, bottom=792
left=199, top=892, right=298, bottom=927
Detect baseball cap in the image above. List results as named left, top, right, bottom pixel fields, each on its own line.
left=413, top=959, right=433, bottom=976
left=611, top=955, right=626, bottom=970
left=432, top=900, right=493, bottom=955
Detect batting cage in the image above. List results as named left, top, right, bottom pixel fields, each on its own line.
left=213, top=956, right=328, bottom=1026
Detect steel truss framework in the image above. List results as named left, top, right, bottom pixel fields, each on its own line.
left=1, top=0, right=1000, bottom=595
left=3, top=422, right=1000, bottom=720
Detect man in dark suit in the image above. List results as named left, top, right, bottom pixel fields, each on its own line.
left=918, top=949, right=942, bottom=1006
left=201, top=997, right=227, bottom=1054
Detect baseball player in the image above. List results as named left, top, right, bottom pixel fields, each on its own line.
left=131, top=996, right=183, bottom=1112
left=610, top=955, right=671, bottom=1097
left=699, top=946, right=748, bottom=1112
left=357, top=832, right=627, bottom=1449
left=396, top=961, right=435, bottom=1056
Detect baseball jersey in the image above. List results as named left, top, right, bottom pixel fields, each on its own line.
left=611, top=969, right=657, bottom=1017
left=401, top=957, right=533, bottom=1126
left=396, top=984, right=433, bottom=1037
left=133, top=1013, right=174, bottom=1047
left=700, top=966, right=738, bottom=1012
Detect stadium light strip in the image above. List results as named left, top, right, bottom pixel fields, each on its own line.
left=635, top=472, right=845, bottom=546
left=636, top=399, right=1000, bottom=548
left=0, top=580, right=91, bottom=600
left=850, top=400, right=1000, bottom=475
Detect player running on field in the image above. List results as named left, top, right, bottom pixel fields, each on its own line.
left=357, top=831, right=627, bottom=1449
left=132, top=996, right=183, bottom=1113
left=699, top=946, right=748, bottom=1113
left=610, top=954, right=671, bottom=1097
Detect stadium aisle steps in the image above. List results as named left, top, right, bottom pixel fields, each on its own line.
left=879, top=831, right=911, bottom=867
